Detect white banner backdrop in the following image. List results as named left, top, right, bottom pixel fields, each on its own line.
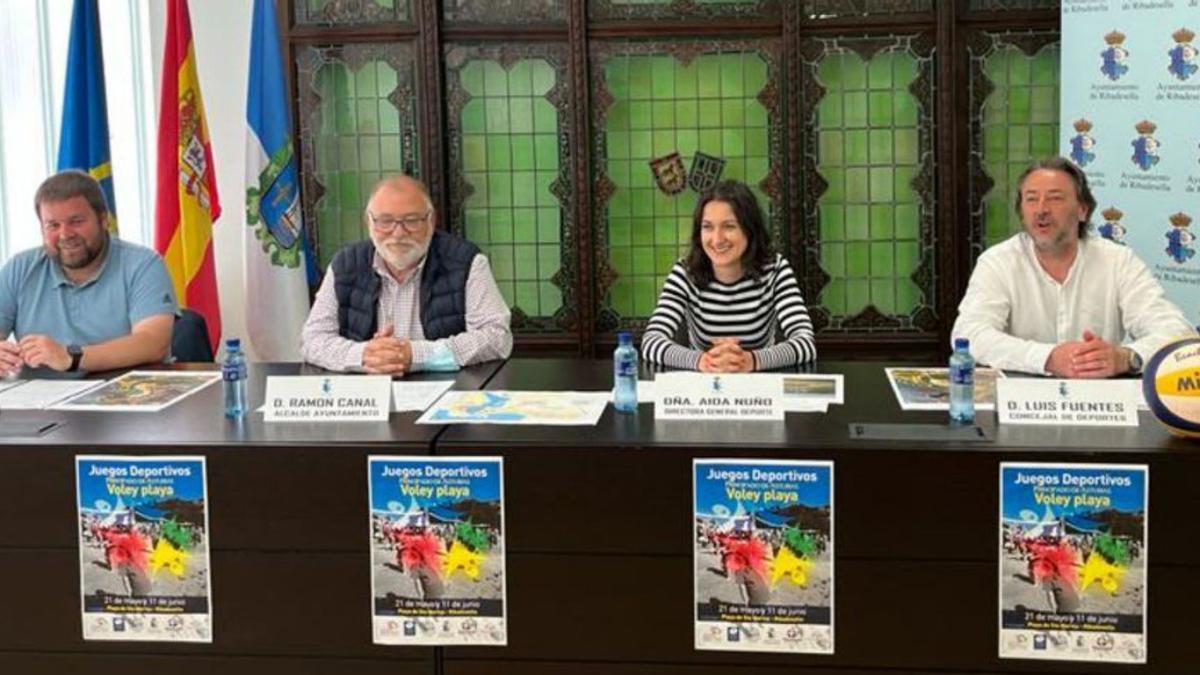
left=1060, top=1, right=1200, bottom=325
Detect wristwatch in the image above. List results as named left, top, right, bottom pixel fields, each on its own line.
left=1122, top=347, right=1143, bottom=374
left=67, top=344, right=84, bottom=372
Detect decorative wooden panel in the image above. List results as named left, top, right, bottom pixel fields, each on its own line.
left=589, top=0, right=779, bottom=22
left=293, top=0, right=409, bottom=26
left=443, top=0, right=566, bottom=24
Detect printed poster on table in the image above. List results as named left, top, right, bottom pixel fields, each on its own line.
left=999, top=462, right=1148, bottom=663
left=694, top=459, right=834, bottom=654
left=369, top=456, right=507, bottom=646
left=886, top=367, right=1005, bottom=411
left=76, top=456, right=212, bottom=642
left=57, top=371, right=221, bottom=412
left=781, top=374, right=844, bottom=409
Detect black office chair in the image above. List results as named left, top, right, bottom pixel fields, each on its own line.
left=172, top=308, right=214, bottom=362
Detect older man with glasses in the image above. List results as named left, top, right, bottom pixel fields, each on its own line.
left=300, top=174, right=512, bottom=375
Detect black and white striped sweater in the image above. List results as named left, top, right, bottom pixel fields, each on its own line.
left=640, top=254, right=817, bottom=370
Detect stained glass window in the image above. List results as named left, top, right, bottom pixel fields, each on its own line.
left=814, top=47, right=925, bottom=321
left=296, top=44, right=420, bottom=270
left=594, top=46, right=779, bottom=327
left=979, top=41, right=1060, bottom=250
left=446, top=49, right=573, bottom=331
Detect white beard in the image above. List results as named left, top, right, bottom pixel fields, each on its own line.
left=376, top=234, right=431, bottom=274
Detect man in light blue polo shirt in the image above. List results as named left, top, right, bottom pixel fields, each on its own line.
left=0, top=170, right=176, bottom=376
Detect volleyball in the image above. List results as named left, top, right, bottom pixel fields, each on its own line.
left=1143, top=337, right=1200, bottom=437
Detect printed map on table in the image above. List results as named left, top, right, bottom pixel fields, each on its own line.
left=416, top=391, right=608, bottom=426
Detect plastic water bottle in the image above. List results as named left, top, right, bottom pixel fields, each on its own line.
left=613, top=331, right=638, bottom=413
left=222, top=338, right=248, bottom=418
left=949, top=337, right=975, bottom=424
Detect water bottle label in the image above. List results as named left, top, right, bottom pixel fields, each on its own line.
left=950, top=366, right=974, bottom=385
left=616, top=360, right=636, bottom=377
left=222, top=366, right=240, bottom=382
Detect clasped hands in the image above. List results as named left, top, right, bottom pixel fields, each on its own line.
left=0, top=335, right=71, bottom=376
left=698, top=337, right=755, bottom=373
left=361, top=324, right=413, bottom=375
left=1044, top=330, right=1133, bottom=379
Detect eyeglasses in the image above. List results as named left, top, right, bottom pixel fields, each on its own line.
left=367, top=210, right=432, bottom=233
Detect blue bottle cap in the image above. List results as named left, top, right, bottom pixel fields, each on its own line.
left=954, top=337, right=969, bottom=350
left=225, top=338, right=241, bottom=350
left=617, top=331, right=633, bottom=345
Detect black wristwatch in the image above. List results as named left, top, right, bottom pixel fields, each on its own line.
left=67, top=344, right=84, bottom=372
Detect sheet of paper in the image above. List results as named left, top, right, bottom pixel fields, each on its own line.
left=391, top=380, right=455, bottom=412
left=786, top=400, right=829, bottom=413
left=0, top=379, right=106, bottom=409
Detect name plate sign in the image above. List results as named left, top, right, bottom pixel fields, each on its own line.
left=654, top=372, right=783, bottom=421
left=996, top=379, right=1138, bottom=427
left=265, top=375, right=391, bottom=422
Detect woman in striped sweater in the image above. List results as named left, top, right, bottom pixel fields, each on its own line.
left=640, top=180, right=816, bottom=371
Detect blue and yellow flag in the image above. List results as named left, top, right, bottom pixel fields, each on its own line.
left=57, top=0, right=117, bottom=234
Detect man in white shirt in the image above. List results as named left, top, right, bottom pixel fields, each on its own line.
left=952, top=157, right=1194, bottom=377
left=299, top=175, right=512, bottom=375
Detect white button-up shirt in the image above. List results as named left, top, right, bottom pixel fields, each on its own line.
left=952, top=232, right=1195, bottom=374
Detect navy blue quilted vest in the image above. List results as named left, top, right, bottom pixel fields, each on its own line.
left=332, top=230, right=480, bottom=342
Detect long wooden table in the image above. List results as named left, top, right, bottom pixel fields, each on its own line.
left=0, top=362, right=498, bottom=675
left=1, top=358, right=1195, bottom=674
left=435, top=359, right=1198, bottom=675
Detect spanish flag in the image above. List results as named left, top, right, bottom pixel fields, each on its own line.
left=154, top=0, right=221, bottom=351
